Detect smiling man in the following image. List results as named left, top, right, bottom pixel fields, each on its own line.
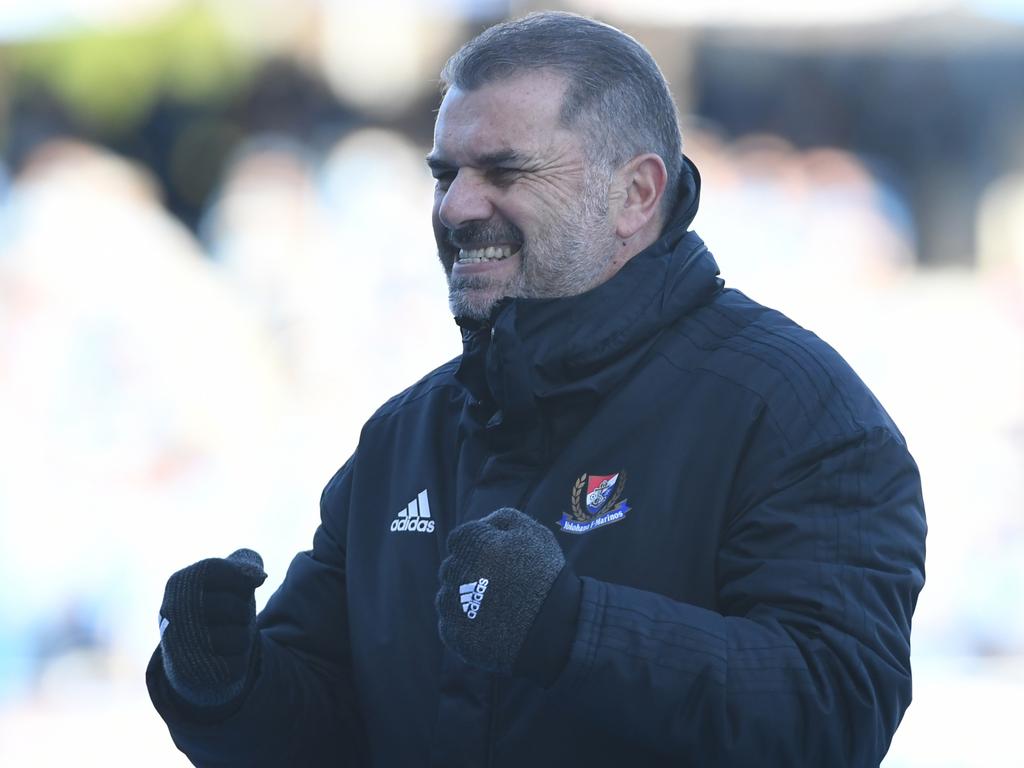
left=428, top=68, right=641, bottom=317
left=148, top=12, right=926, bottom=767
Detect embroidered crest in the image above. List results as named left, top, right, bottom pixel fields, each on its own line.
left=557, top=471, right=631, bottom=534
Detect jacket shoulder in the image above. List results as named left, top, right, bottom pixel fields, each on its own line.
left=670, top=287, right=902, bottom=451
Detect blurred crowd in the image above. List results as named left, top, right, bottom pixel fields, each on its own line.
left=0, top=2, right=1022, bottom=766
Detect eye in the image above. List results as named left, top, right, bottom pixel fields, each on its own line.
left=488, top=167, right=520, bottom=186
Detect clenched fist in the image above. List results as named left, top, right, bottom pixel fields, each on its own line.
left=158, top=548, right=267, bottom=708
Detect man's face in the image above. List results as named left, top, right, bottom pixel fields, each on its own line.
left=428, top=70, right=619, bottom=320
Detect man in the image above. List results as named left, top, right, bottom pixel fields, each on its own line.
left=148, top=12, right=926, bottom=767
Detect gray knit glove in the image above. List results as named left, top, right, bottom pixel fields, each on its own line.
left=436, top=508, right=566, bottom=674
left=158, top=549, right=267, bottom=708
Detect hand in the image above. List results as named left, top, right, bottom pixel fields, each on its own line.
left=158, top=549, right=267, bottom=708
left=435, top=508, right=567, bottom=675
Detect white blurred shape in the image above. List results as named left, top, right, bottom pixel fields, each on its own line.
left=882, top=657, right=1024, bottom=767
left=978, top=172, right=1024, bottom=277
left=317, top=5, right=459, bottom=117
left=202, top=128, right=457, bottom=561
left=319, top=127, right=457, bottom=408
left=967, top=0, right=1024, bottom=22
left=0, top=0, right=182, bottom=41
left=0, top=141, right=288, bottom=660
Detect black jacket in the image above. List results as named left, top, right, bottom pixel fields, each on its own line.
left=149, top=161, right=927, bottom=767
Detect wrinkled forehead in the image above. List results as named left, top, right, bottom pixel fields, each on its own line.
left=432, top=71, right=574, bottom=160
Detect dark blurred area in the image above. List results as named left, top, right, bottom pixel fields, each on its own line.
left=2, top=5, right=1023, bottom=266
left=693, top=42, right=1024, bottom=266
left=4, top=55, right=361, bottom=229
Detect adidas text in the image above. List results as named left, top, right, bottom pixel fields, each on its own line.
left=390, top=489, right=436, bottom=533
left=459, top=578, right=489, bottom=620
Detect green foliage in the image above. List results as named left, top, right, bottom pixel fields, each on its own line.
left=7, top=4, right=254, bottom=133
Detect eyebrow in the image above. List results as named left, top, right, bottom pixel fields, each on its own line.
left=426, top=149, right=525, bottom=172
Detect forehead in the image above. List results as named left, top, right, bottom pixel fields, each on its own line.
left=432, top=71, right=576, bottom=161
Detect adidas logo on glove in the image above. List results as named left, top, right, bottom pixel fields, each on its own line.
left=459, top=578, right=489, bottom=620
left=390, top=489, right=435, bottom=533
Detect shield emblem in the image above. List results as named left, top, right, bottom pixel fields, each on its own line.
left=585, top=473, right=619, bottom=515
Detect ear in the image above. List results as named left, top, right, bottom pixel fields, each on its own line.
left=612, top=153, right=668, bottom=240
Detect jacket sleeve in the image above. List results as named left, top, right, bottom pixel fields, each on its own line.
left=543, top=426, right=926, bottom=766
left=147, top=460, right=367, bottom=767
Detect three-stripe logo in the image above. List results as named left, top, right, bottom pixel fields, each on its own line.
left=459, top=578, right=489, bottom=620
left=390, top=489, right=435, bottom=533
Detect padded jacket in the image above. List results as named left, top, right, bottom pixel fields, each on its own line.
left=148, top=160, right=927, bottom=767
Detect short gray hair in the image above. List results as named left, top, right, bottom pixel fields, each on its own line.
left=440, top=11, right=683, bottom=214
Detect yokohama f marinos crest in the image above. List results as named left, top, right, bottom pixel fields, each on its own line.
left=557, top=471, right=631, bottom=534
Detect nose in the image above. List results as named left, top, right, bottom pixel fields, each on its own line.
left=437, top=170, right=494, bottom=231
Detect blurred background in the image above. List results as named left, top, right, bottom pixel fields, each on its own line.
left=0, top=0, right=1021, bottom=765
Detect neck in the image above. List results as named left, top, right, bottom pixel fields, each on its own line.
left=602, top=211, right=664, bottom=283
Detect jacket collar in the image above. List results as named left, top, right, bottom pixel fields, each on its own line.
left=455, top=156, right=721, bottom=427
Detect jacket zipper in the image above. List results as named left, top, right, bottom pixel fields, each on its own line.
left=486, top=677, right=498, bottom=767
left=483, top=481, right=539, bottom=768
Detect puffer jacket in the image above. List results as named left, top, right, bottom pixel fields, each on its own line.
left=148, top=158, right=926, bottom=767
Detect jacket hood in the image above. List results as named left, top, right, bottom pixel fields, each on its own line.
left=455, top=155, right=721, bottom=432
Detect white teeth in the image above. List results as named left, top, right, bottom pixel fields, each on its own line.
left=458, top=245, right=516, bottom=264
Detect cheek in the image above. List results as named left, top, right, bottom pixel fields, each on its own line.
left=508, top=184, right=579, bottom=231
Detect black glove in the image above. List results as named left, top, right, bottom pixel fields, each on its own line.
left=158, top=548, right=267, bottom=708
left=436, top=508, right=581, bottom=683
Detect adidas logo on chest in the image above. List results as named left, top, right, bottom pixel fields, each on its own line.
left=390, top=489, right=435, bottom=533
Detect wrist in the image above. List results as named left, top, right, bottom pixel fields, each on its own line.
left=158, top=635, right=262, bottom=723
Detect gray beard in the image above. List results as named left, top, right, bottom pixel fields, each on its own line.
left=445, top=176, right=616, bottom=320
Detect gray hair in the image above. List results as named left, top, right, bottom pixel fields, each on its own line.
left=440, top=11, right=683, bottom=215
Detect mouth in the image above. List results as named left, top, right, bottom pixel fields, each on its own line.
left=456, top=244, right=521, bottom=264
